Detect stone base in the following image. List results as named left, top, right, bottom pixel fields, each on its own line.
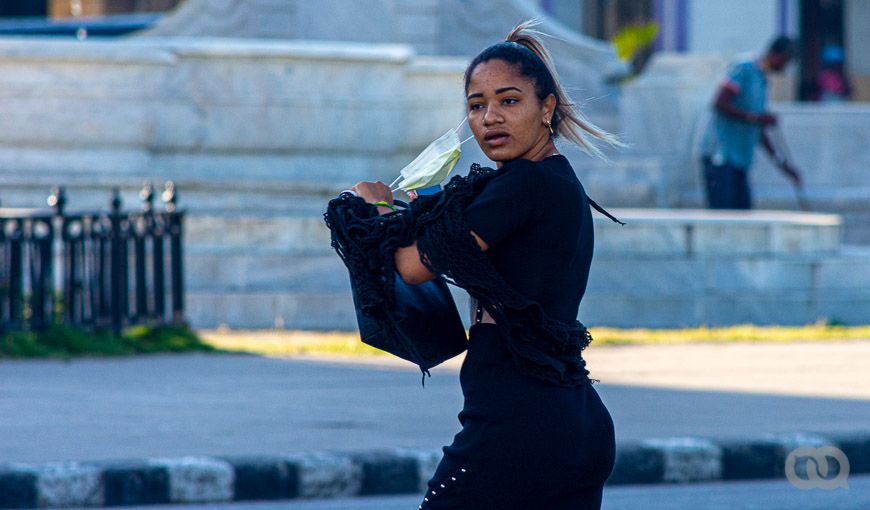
left=175, top=208, right=870, bottom=329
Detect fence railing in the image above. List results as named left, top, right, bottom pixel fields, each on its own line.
left=0, top=182, right=185, bottom=336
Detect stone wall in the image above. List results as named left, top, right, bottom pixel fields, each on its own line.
left=142, top=0, right=627, bottom=113
left=0, top=36, right=466, bottom=212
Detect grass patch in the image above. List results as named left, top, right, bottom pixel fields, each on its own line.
left=14, top=324, right=861, bottom=360
left=0, top=324, right=218, bottom=359
left=198, top=324, right=870, bottom=358
left=589, top=324, right=870, bottom=345
left=199, top=330, right=386, bottom=358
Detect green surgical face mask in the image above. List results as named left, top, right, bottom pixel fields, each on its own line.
left=390, top=116, right=473, bottom=193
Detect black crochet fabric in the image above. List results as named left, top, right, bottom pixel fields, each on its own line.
left=325, top=163, right=602, bottom=387
left=415, top=164, right=598, bottom=387
left=324, top=190, right=417, bottom=318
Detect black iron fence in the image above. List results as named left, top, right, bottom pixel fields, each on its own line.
left=0, top=182, right=185, bottom=336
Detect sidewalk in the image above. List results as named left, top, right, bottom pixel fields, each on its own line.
left=1, top=339, right=867, bottom=507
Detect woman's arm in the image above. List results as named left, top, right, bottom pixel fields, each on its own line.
left=394, top=229, right=489, bottom=285
left=353, top=181, right=489, bottom=284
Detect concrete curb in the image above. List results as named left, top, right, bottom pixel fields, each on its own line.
left=0, top=432, right=865, bottom=508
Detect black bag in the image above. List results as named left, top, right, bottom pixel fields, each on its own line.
left=328, top=195, right=467, bottom=384
left=350, top=270, right=468, bottom=383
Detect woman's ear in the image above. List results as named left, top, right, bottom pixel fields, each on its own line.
left=542, top=93, right=557, bottom=121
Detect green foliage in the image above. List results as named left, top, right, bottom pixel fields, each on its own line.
left=611, top=22, right=659, bottom=62
left=0, top=324, right=217, bottom=359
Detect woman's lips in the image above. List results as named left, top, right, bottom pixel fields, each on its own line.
left=484, top=133, right=509, bottom=147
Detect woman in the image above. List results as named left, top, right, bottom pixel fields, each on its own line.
left=350, top=21, right=621, bottom=509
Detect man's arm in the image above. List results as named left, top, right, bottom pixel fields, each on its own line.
left=714, top=86, right=776, bottom=126
left=760, top=129, right=777, bottom=158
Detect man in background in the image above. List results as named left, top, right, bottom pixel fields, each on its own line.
left=700, top=36, right=802, bottom=209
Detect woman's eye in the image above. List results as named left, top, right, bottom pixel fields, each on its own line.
left=503, top=98, right=518, bottom=105
left=469, top=103, right=483, bottom=111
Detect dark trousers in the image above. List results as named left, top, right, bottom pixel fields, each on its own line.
left=702, top=157, right=752, bottom=209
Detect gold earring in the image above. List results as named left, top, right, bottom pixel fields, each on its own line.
left=544, top=118, right=554, bottom=135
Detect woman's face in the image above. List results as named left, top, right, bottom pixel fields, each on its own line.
left=466, top=59, right=555, bottom=165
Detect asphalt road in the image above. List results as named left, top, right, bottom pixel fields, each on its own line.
left=1, top=341, right=868, bottom=463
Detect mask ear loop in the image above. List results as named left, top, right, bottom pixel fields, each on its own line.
left=453, top=114, right=468, bottom=134
left=455, top=114, right=474, bottom=144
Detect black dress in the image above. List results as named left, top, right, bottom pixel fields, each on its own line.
left=418, top=155, right=616, bottom=510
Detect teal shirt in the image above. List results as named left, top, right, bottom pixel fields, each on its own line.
left=701, top=58, right=768, bottom=170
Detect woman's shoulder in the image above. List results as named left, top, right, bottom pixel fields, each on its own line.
left=475, top=155, right=584, bottom=198
left=528, top=155, right=585, bottom=193
left=480, top=158, right=543, bottom=190
left=497, top=155, right=570, bottom=182
left=500, top=157, right=579, bottom=193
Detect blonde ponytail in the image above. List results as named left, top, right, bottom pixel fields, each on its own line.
left=503, top=19, right=625, bottom=160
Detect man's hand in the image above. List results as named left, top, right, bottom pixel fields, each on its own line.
left=751, top=112, right=777, bottom=126
left=714, top=87, right=777, bottom=126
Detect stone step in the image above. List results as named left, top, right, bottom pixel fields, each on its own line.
left=185, top=253, right=350, bottom=292
left=185, top=216, right=333, bottom=256
left=0, top=149, right=662, bottom=213
left=185, top=289, right=870, bottom=332
left=580, top=291, right=870, bottom=328
left=185, top=208, right=842, bottom=259
left=592, top=209, right=842, bottom=257
left=182, top=244, right=870, bottom=329
left=175, top=207, right=851, bottom=327
left=0, top=164, right=372, bottom=214
left=183, top=242, right=870, bottom=297
left=186, top=285, right=473, bottom=330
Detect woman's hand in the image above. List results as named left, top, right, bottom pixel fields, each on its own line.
left=351, top=181, right=393, bottom=206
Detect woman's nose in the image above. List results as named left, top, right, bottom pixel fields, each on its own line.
left=483, top=105, right=501, bottom=125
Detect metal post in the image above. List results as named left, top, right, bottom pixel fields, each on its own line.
left=49, top=186, right=71, bottom=325
left=134, top=221, right=147, bottom=321
left=68, top=234, right=79, bottom=324
left=40, top=222, right=54, bottom=328
left=152, top=217, right=166, bottom=324
left=97, top=222, right=108, bottom=325
left=30, top=218, right=54, bottom=331
left=86, top=218, right=103, bottom=327
left=135, top=183, right=153, bottom=321
left=147, top=182, right=166, bottom=323
left=0, top=218, right=6, bottom=334
left=8, top=221, right=23, bottom=331
left=119, top=220, right=129, bottom=329
left=163, top=182, right=185, bottom=326
left=110, top=189, right=123, bottom=336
